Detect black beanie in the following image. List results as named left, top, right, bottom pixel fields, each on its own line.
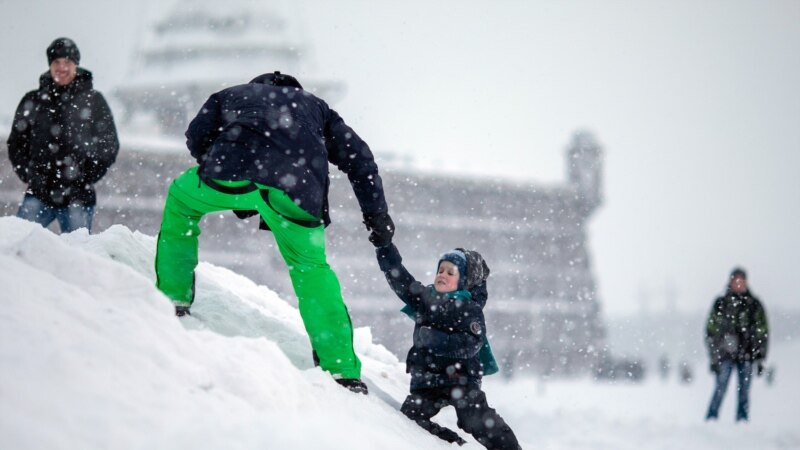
left=47, top=38, right=81, bottom=65
left=730, top=267, right=747, bottom=279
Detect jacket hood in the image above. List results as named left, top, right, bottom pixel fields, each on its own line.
left=459, top=248, right=491, bottom=290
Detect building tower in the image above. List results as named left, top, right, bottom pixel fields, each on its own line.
left=568, top=130, right=603, bottom=215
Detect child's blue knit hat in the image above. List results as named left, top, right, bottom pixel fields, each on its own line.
left=438, top=249, right=468, bottom=290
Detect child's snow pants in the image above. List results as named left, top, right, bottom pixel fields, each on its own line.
left=401, top=385, right=521, bottom=449
left=155, top=167, right=361, bottom=379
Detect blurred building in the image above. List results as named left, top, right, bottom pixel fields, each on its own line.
left=114, top=0, right=343, bottom=135
left=0, top=1, right=608, bottom=377
left=345, top=132, right=606, bottom=377
left=0, top=132, right=607, bottom=376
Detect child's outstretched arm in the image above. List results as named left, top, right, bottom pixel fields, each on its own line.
left=375, top=243, right=423, bottom=309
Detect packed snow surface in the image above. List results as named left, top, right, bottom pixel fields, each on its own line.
left=1, top=216, right=797, bottom=449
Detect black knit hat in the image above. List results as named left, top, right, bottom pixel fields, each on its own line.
left=47, top=37, right=81, bottom=65
left=249, top=71, right=303, bottom=89
left=730, top=267, right=747, bottom=280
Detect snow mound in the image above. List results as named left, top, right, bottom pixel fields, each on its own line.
left=0, top=217, right=448, bottom=450
left=2, top=216, right=798, bottom=450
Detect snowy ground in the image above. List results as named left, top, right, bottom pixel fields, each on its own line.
left=1, top=216, right=797, bottom=450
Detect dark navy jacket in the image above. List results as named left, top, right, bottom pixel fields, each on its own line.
left=377, top=243, right=487, bottom=391
left=706, top=290, right=769, bottom=363
left=8, top=69, right=119, bottom=207
left=185, top=77, right=387, bottom=225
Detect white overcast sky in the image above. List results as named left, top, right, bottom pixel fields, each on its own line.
left=1, top=0, right=798, bottom=317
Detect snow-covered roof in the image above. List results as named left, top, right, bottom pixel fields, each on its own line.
left=115, top=0, right=343, bottom=134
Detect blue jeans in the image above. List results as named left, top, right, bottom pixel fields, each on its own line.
left=706, top=360, right=753, bottom=421
left=16, top=194, right=94, bottom=233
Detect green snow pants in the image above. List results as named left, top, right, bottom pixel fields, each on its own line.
left=155, top=167, right=361, bottom=379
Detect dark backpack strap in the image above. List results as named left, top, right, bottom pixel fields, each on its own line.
left=199, top=172, right=258, bottom=194
left=260, top=190, right=323, bottom=228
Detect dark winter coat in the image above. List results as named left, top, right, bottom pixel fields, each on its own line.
left=184, top=76, right=387, bottom=225
left=7, top=68, right=119, bottom=207
left=377, top=243, right=488, bottom=391
left=706, top=290, right=769, bottom=364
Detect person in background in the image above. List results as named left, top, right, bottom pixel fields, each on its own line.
left=705, top=267, right=769, bottom=422
left=154, top=71, right=394, bottom=394
left=7, top=37, right=119, bottom=233
left=376, top=242, right=520, bottom=449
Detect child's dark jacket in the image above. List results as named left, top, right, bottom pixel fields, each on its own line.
left=377, top=243, right=488, bottom=391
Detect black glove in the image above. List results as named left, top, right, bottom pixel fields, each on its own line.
left=363, top=212, right=395, bottom=247
left=757, top=362, right=765, bottom=376
left=710, top=362, right=720, bottom=374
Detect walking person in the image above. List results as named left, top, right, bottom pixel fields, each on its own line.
left=705, top=267, right=769, bottom=421
left=7, top=37, right=119, bottom=233
left=154, top=71, right=394, bottom=394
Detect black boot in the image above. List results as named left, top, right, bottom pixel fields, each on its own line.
left=313, top=351, right=367, bottom=395
left=175, top=305, right=191, bottom=317
left=336, top=378, right=369, bottom=395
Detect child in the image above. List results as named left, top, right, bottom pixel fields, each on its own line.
left=376, top=243, right=521, bottom=450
